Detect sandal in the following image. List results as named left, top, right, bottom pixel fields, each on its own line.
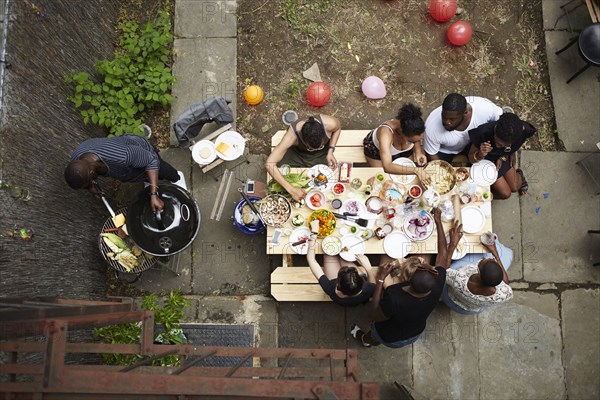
left=516, top=168, right=528, bottom=196
left=350, top=324, right=371, bottom=347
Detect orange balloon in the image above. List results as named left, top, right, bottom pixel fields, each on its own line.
left=244, top=85, right=264, bottom=105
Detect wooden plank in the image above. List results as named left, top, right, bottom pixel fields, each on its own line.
left=270, top=284, right=331, bottom=302
left=203, top=123, right=233, bottom=142
left=271, top=130, right=371, bottom=147
left=271, top=266, right=382, bottom=284
left=586, top=0, right=600, bottom=22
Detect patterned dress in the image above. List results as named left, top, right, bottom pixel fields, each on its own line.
left=446, top=265, right=513, bottom=312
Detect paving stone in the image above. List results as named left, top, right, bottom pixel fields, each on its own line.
left=510, top=282, right=530, bottom=290
left=542, top=0, right=593, bottom=31
left=413, top=306, right=479, bottom=400
left=175, top=0, right=237, bottom=38
left=478, top=302, right=565, bottom=399
left=491, top=195, right=522, bottom=280
left=536, top=283, right=557, bottom=290
left=521, top=151, right=600, bottom=283
left=278, top=303, right=346, bottom=349
left=512, top=291, right=559, bottom=320
left=544, top=30, right=600, bottom=152
left=561, top=288, right=600, bottom=400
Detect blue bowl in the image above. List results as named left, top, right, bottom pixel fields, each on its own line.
left=234, top=196, right=266, bottom=234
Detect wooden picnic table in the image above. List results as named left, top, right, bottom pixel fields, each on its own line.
left=266, top=166, right=493, bottom=257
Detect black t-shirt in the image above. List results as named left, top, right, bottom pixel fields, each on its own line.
left=318, top=275, right=375, bottom=307
left=374, top=267, right=446, bottom=342
left=469, top=120, right=536, bottom=162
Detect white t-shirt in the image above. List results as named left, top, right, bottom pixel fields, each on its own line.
left=446, top=265, right=513, bottom=311
left=423, top=96, right=503, bottom=155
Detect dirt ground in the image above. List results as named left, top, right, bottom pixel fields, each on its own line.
left=236, top=0, right=561, bottom=154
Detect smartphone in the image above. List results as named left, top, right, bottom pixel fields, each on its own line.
left=245, top=180, right=255, bottom=194
left=271, top=229, right=282, bottom=245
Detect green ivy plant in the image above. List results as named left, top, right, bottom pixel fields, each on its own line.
left=66, top=10, right=175, bottom=136
left=94, top=290, right=190, bottom=366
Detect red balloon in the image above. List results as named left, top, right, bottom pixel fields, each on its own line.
left=429, top=0, right=457, bottom=22
left=306, top=81, right=331, bottom=107
left=447, top=20, right=473, bottom=46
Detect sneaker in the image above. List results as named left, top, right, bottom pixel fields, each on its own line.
left=502, top=106, right=514, bottom=114
left=172, top=171, right=187, bottom=191
left=350, top=324, right=371, bottom=347
left=139, top=124, right=152, bottom=139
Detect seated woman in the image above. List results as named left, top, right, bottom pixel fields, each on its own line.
left=468, top=112, right=536, bottom=199
left=363, top=103, right=431, bottom=185
left=442, top=225, right=514, bottom=315
left=265, top=114, right=341, bottom=202
left=307, top=220, right=376, bottom=306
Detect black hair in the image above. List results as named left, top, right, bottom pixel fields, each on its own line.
left=409, top=270, right=436, bottom=293
left=337, top=267, right=364, bottom=297
left=396, top=103, right=425, bottom=137
left=64, top=160, right=90, bottom=189
left=480, top=261, right=503, bottom=287
left=442, top=93, right=467, bottom=113
left=301, top=116, right=324, bottom=149
left=495, top=113, right=521, bottom=142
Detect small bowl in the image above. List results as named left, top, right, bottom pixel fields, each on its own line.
left=332, top=183, right=345, bottom=195
left=456, top=167, right=470, bottom=182
left=408, top=185, right=422, bottom=198
left=291, top=214, right=305, bottom=227
left=366, top=196, right=384, bottom=214
left=306, top=191, right=326, bottom=210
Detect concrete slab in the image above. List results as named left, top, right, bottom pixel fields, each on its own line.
left=512, top=290, right=559, bottom=321
left=545, top=30, right=600, bottom=152
left=478, top=302, right=565, bottom=400
left=561, top=288, right=600, bottom=400
left=175, top=0, right=237, bottom=38
left=542, top=0, right=593, bottom=31
left=491, top=195, right=523, bottom=281
left=413, top=306, right=480, bottom=400
left=170, top=38, right=237, bottom=146
left=521, top=151, right=600, bottom=283
left=278, top=303, right=347, bottom=348
left=191, top=154, right=271, bottom=295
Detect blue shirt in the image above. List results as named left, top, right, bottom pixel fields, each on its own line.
left=70, top=135, right=159, bottom=182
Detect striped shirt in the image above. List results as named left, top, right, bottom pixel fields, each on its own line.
left=71, top=135, right=159, bottom=182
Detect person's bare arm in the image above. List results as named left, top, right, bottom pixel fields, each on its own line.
left=265, top=130, right=306, bottom=202
left=355, top=254, right=376, bottom=284
left=371, top=262, right=392, bottom=315
left=427, top=152, right=441, bottom=161
left=432, top=207, right=449, bottom=267
left=413, top=140, right=427, bottom=166
left=484, top=242, right=509, bottom=284
left=377, top=129, right=428, bottom=180
left=323, top=115, right=341, bottom=169
left=146, top=169, right=164, bottom=212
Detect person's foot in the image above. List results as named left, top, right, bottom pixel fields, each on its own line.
left=516, top=168, right=528, bottom=195
left=350, top=324, right=371, bottom=347
left=140, top=124, right=152, bottom=139
left=502, top=106, right=514, bottom=114
left=172, top=171, right=187, bottom=191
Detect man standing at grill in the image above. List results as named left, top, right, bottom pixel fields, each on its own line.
left=64, top=134, right=183, bottom=212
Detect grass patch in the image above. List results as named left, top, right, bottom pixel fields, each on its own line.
left=278, top=0, right=333, bottom=37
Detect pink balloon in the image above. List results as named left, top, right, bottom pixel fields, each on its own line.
left=361, top=76, right=386, bottom=99
left=447, top=21, right=473, bottom=46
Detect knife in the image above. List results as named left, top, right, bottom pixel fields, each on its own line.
left=238, top=188, right=267, bottom=227
left=291, top=238, right=309, bottom=247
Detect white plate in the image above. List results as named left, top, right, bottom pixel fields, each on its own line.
left=289, top=227, right=311, bottom=255
left=215, top=131, right=245, bottom=161
left=470, top=160, right=498, bottom=186
left=461, top=206, right=486, bottom=234
left=403, top=210, right=435, bottom=242
left=446, top=234, right=468, bottom=260
left=191, top=140, right=217, bottom=165
left=322, top=235, right=342, bottom=256
left=383, top=232, right=412, bottom=259
left=308, top=164, right=336, bottom=191
left=342, top=199, right=366, bottom=215
left=340, top=235, right=365, bottom=262
left=306, top=191, right=327, bottom=210
left=390, top=157, right=416, bottom=185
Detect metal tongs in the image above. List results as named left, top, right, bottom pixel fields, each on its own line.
left=238, top=188, right=266, bottom=228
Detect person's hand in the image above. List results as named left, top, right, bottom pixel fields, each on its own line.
left=289, top=187, right=306, bottom=202
left=88, top=184, right=103, bottom=199
left=510, top=153, right=516, bottom=168
left=150, top=195, right=164, bottom=213
left=414, top=152, right=427, bottom=166
left=415, top=169, right=431, bottom=186
left=355, top=254, right=371, bottom=268
left=479, top=141, right=492, bottom=157
left=309, top=219, right=320, bottom=234
left=432, top=207, right=442, bottom=223
left=448, top=221, right=463, bottom=247
left=326, top=152, right=337, bottom=170
left=377, top=261, right=394, bottom=280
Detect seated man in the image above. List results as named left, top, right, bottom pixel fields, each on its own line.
left=265, top=114, right=341, bottom=202
left=64, top=134, right=182, bottom=212
left=424, top=93, right=503, bottom=163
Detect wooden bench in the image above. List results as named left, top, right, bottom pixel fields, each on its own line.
left=271, top=129, right=370, bottom=163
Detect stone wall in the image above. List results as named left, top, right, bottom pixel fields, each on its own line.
left=0, top=0, right=120, bottom=298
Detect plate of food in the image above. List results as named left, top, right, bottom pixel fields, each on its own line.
left=322, top=235, right=342, bottom=255
left=390, top=157, right=417, bottom=185
left=332, top=183, right=345, bottom=195
left=308, top=164, right=336, bottom=191
left=191, top=140, right=217, bottom=165
left=256, top=195, right=291, bottom=227
left=403, top=210, right=435, bottom=242
left=461, top=206, right=486, bottom=234
left=446, top=234, right=468, bottom=260
left=383, top=232, right=413, bottom=259
left=233, top=196, right=265, bottom=234
left=379, top=181, right=405, bottom=204
left=342, top=199, right=366, bottom=215
left=339, top=234, right=365, bottom=262
left=456, top=167, right=470, bottom=182
left=215, top=131, right=245, bottom=161
left=289, top=227, right=311, bottom=255
left=470, top=160, right=498, bottom=186
left=365, top=196, right=384, bottom=214
left=306, top=190, right=326, bottom=210
left=307, top=209, right=337, bottom=238
left=423, top=160, right=456, bottom=194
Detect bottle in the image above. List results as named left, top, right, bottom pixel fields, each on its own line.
left=364, top=185, right=372, bottom=196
